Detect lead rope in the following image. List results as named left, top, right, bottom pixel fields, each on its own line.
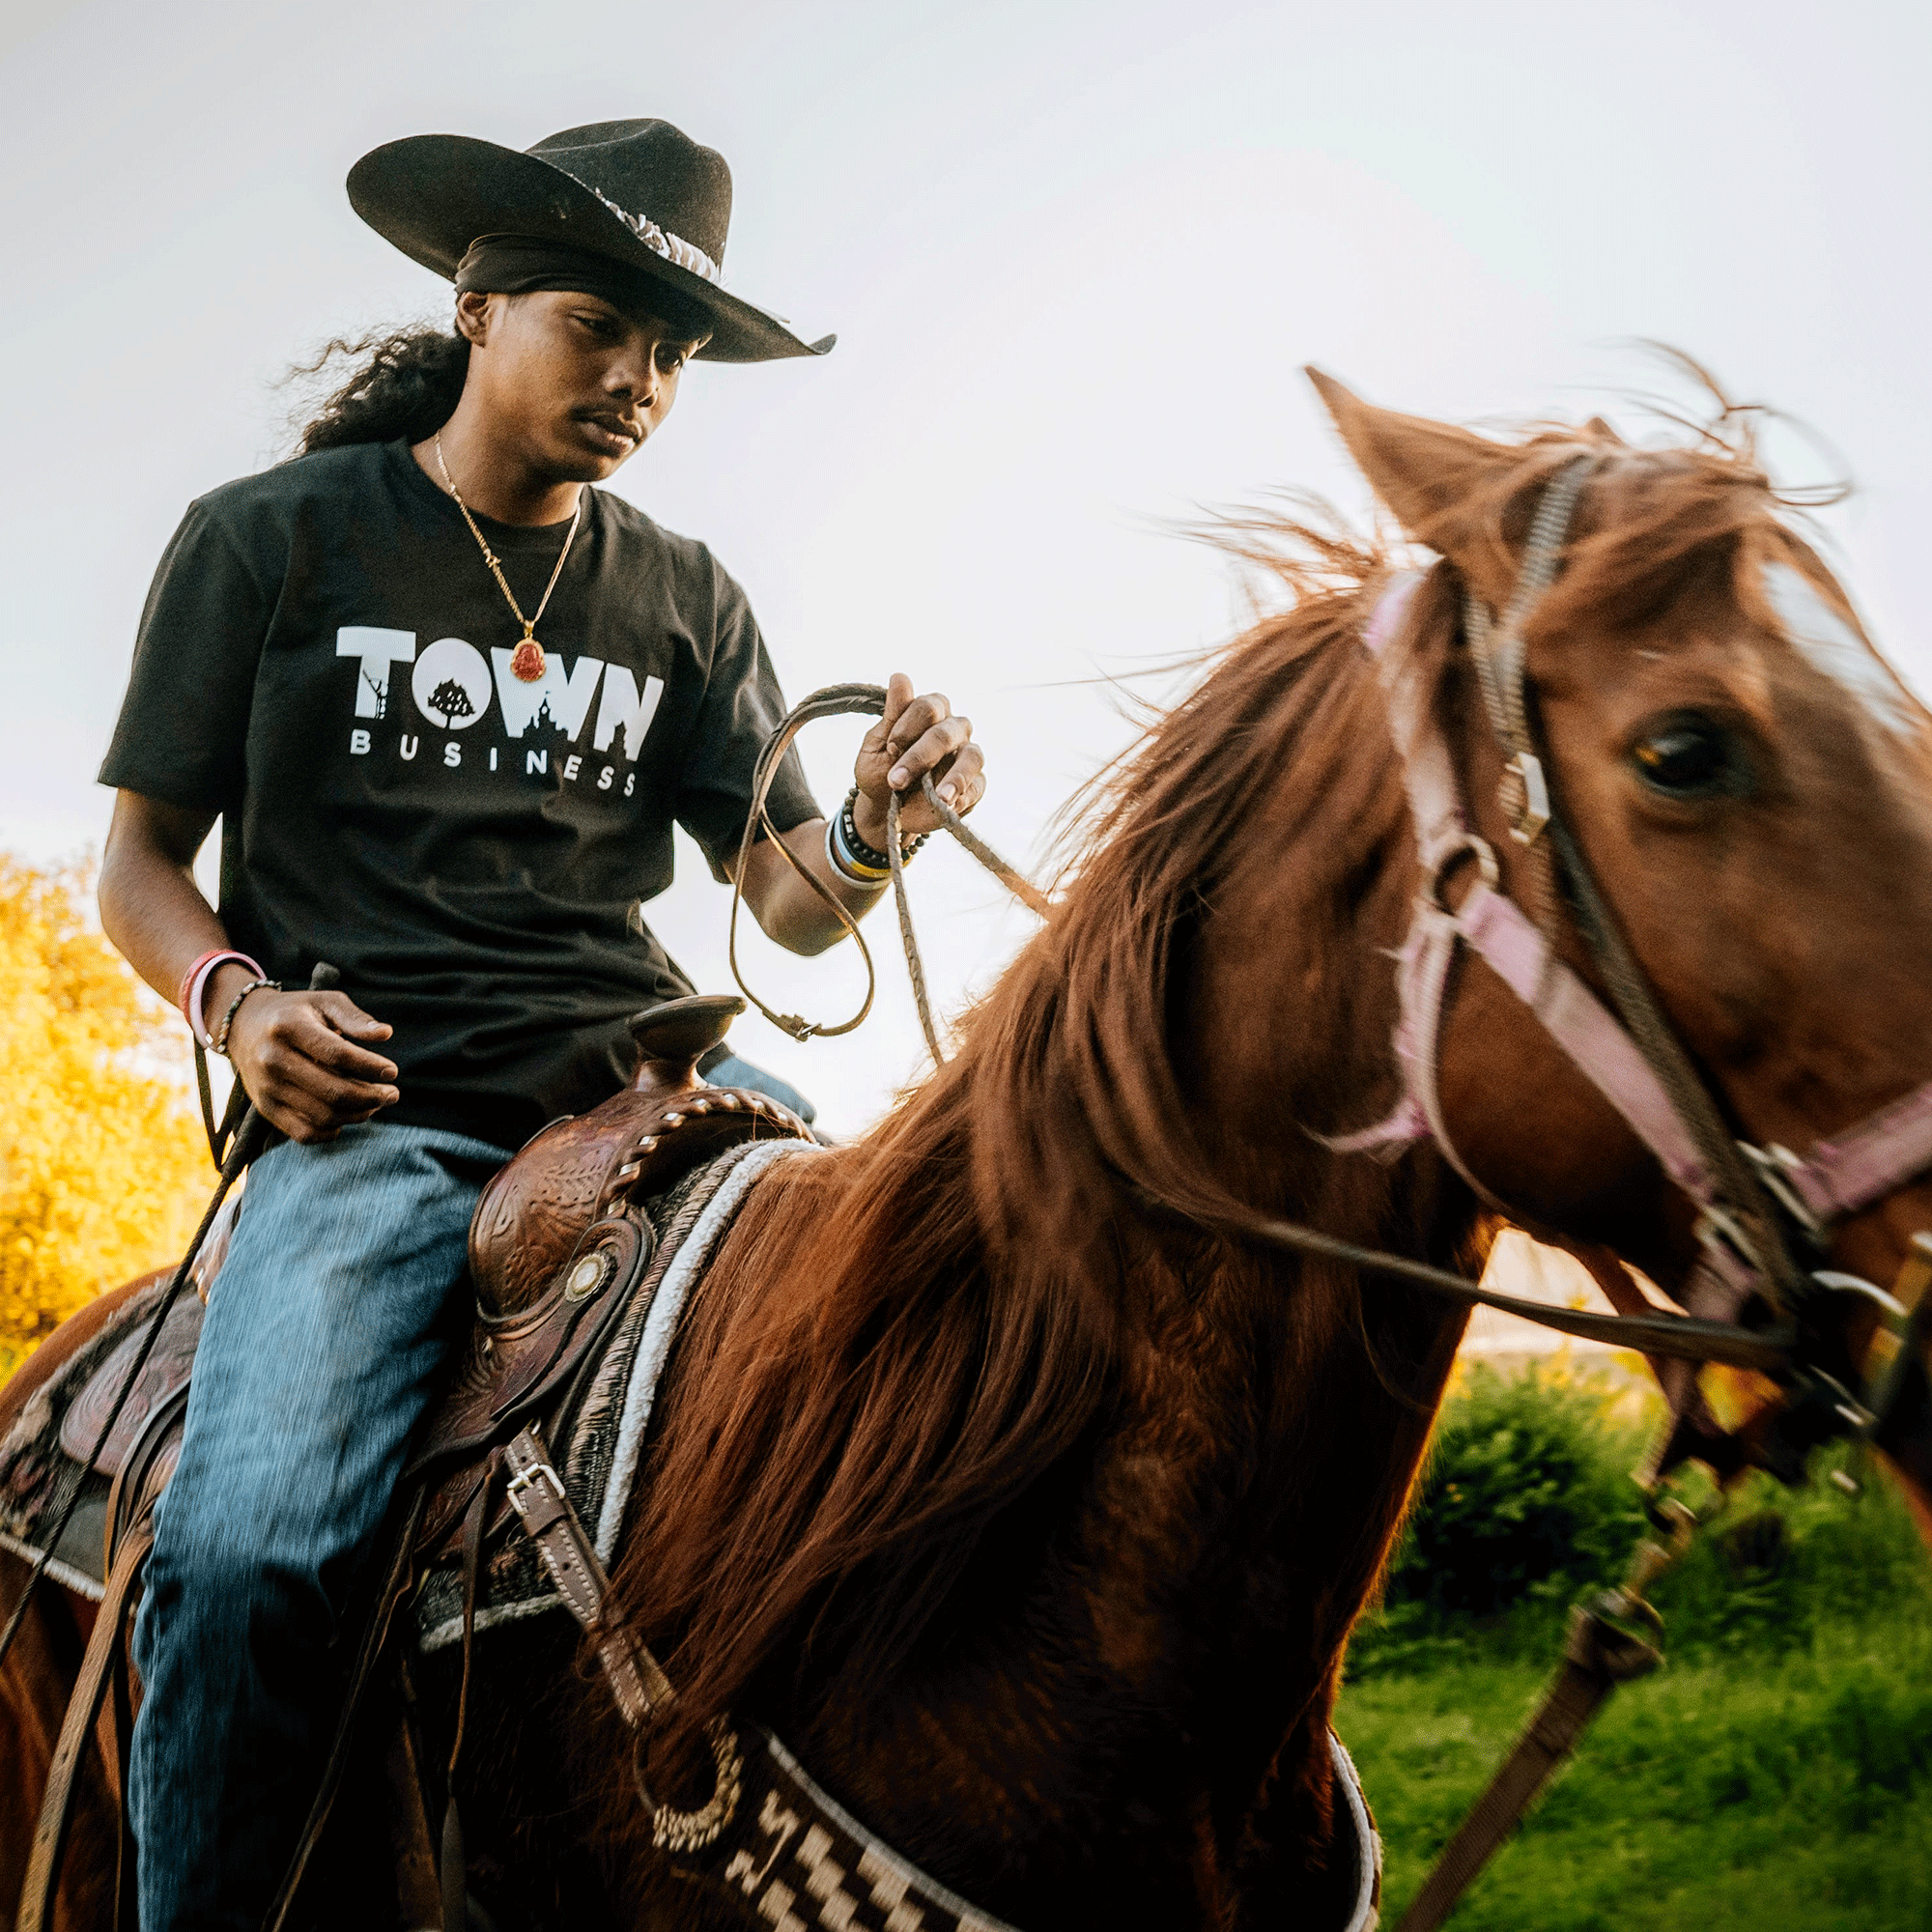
left=1394, top=1500, right=1701, bottom=1932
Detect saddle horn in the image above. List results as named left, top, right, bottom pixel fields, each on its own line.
left=626, top=994, right=747, bottom=1103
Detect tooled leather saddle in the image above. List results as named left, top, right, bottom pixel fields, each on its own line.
left=405, top=993, right=814, bottom=1554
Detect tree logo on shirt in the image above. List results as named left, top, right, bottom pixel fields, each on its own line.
left=412, top=637, right=496, bottom=730
left=428, top=678, right=475, bottom=723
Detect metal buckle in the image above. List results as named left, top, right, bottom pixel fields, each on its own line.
left=1425, top=832, right=1501, bottom=914
left=1504, top=752, right=1550, bottom=846
left=1740, top=1141, right=1824, bottom=1238
left=1693, top=1202, right=1767, bottom=1277
left=504, top=1455, right=565, bottom=1518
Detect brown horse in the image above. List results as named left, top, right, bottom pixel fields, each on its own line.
left=9, top=368, right=1932, bottom=1930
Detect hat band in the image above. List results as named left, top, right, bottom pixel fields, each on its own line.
left=452, top=236, right=721, bottom=340
left=572, top=178, right=724, bottom=285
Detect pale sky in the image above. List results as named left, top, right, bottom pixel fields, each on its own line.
left=4, top=0, right=1928, bottom=1142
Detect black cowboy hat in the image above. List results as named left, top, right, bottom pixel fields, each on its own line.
left=347, top=119, right=834, bottom=364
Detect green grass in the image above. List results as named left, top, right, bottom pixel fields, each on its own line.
left=1339, top=1621, right=1932, bottom=1929
left=1338, top=1401, right=1932, bottom=1930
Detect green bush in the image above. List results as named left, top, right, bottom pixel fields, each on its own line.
left=1383, top=1361, right=1648, bottom=1617
left=1350, top=1356, right=1932, bottom=1679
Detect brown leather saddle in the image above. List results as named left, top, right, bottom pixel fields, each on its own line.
left=41, top=995, right=811, bottom=1586
left=405, top=994, right=813, bottom=1552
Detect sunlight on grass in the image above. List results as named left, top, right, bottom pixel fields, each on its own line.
left=1338, top=1363, right=1932, bottom=1927
left=1341, top=1625, right=1932, bottom=1929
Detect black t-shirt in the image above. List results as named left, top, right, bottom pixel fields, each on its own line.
left=99, top=439, right=819, bottom=1151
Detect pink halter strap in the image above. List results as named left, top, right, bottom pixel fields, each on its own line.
left=1334, top=571, right=1932, bottom=1277
left=1772, top=1083, right=1932, bottom=1227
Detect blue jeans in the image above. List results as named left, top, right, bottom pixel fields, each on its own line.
left=129, top=1122, right=506, bottom=1932
left=706, top=1051, right=815, bottom=1124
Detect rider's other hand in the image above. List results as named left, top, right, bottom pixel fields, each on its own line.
left=218, top=977, right=400, bottom=1144
left=853, top=672, right=987, bottom=846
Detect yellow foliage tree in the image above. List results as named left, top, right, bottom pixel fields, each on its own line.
left=0, top=854, right=207, bottom=1373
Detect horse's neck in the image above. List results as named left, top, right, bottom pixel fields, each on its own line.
left=779, top=842, right=1463, bottom=1896
left=775, top=1175, right=1458, bottom=1903
left=627, top=669, right=1469, bottom=1902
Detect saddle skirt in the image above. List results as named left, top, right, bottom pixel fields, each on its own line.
left=0, top=996, right=813, bottom=1602
left=0, top=1278, right=193, bottom=1600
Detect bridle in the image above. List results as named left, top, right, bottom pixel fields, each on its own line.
left=736, top=468, right=1932, bottom=1432
left=1325, top=457, right=1932, bottom=1458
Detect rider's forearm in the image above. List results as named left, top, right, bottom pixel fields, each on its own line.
left=101, top=788, right=399, bottom=1140
left=740, top=817, right=887, bottom=955
left=99, top=790, right=248, bottom=1021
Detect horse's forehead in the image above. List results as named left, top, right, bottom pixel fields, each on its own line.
left=1760, top=559, right=1915, bottom=739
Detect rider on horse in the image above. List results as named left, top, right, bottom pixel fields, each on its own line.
left=92, top=117, right=988, bottom=1932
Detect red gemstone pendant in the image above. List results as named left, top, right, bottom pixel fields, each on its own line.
left=509, top=638, right=547, bottom=683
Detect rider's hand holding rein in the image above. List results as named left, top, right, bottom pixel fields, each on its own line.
left=220, top=974, right=400, bottom=1143
left=732, top=671, right=988, bottom=952
left=855, top=672, right=985, bottom=843
left=99, top=792, right=401, bottom=1145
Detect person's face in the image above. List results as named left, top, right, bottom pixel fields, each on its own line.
left=456, top=288, right=708, bottom=481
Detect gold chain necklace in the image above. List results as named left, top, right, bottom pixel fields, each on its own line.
left=435, top=433, right=584, bottom=683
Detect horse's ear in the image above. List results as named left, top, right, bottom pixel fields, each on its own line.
left=1304, top=367, right=1524, bottom=600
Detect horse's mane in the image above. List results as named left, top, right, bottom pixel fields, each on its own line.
left=614, top=384, right=1803, bottom=1755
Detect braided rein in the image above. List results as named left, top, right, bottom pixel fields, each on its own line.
left=726, top=683, right=1049, bottom=1064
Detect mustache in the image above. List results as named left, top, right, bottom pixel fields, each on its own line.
left=573, top=407, right=644, bottom=441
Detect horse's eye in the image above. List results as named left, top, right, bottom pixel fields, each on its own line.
left=1630, top=716, right=1739, bottom=799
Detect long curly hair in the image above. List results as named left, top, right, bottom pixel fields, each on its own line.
left=290, top=323, right=470, bottom=454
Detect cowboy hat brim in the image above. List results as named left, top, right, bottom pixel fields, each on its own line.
left=347, top=134, right=834, bottom=364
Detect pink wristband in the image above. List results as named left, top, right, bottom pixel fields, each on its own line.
left=177, top=949, right=229, bottom=1021
left=182, top=950, right=263, bottom=1050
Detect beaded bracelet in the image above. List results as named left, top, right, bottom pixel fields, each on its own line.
left=840, top=784, right=927, bottom=872
left=211, top=977, right=280, bottom=1058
